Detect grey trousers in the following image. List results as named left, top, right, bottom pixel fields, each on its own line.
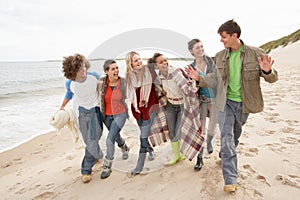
left=218, top=99, right=249, bottom=185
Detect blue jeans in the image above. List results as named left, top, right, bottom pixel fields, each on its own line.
left=78, top=106, right=103, bottom=175
left=104, top=112, right=127, bottom=160
left=136, top=112, right=157, bottom=153
left=218, top=99, right=249, bottom=185
left=166, top=101, right=183, bottom=142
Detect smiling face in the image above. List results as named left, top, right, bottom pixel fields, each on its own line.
left=131, top=53, right=143, bottom=70
left=105, top=62, right=119, bottom=81
left=155, top=55, right=169, bottom=74
left=189, top=41, right=204, bottom=58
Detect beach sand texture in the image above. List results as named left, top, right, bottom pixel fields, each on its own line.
left=0, top=41, right=300, bottom=200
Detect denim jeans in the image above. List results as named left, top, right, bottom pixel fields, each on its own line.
left=218, top=99, right=249, bottom=185
left=104, top=112, right=127, bottom=160
left=165, top=101, right=183, bottom=142
left=136, top=112, right=157, bottom=152
left=78, top=106, right=103, bottom=175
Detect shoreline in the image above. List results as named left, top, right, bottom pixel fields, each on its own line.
left=0, top=128, right=55, bottom=154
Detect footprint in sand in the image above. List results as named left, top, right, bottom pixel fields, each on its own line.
left=9, top=182, right=21, bottom=191
left=249, top=148, right=259, bottom=154
left=32, top=150, right=43, bottom=155
left=264, top=116, right=281, bottom=123
left=12, top=157, right=24, bottom=164
left=265, top=130, right=275, bottom=135
left=16, top=170, right=23, bottom=176
left=63, top=167, right=72, bottom=172
left=264, top=143, right=287, bottom=153
left=267, top=103, right=277, bottom=106
left=37, top=170, right=45, bottom=175
left=242, top=164, right=271, bottom=186
left=30, top=184, right=41, bottom=190
left=66, top=155, right=76, bottom=160
left=1, top=161, right=12, bottom=168
left=256, top=175, right=271, bottom=186
left=33, top=192, right=56, bottom=200
left=285, top=119, right=299, bottom=126
left=270, top=97, right=282, bottom=101
left=280, top=126, right=295, bottom=133
left=15, top=187, right=26, bottom=195
left=269, top=113, right=280, bottom=117
left=280, top=137, right=299, bottom=144
left=265, top=107, right=274, bottom=111
left=239, top=148, right=258, bottom=157
left=276, top=174, right=300, bottom=189
left=42, top=155, right=50, bottom=159
left=253, top=190, right=264, bottom=199
left=41, top=183, right=55, bottom=190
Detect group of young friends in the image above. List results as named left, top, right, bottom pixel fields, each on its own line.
left=59, top=19, right=278, bottom=192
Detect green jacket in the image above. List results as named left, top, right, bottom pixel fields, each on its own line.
left=198, top=42, right=278, bottom=113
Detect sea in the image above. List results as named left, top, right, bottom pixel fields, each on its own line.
left=0, top=59, right=191, bottom=153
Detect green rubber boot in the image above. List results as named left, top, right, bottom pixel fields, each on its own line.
left=168, top=141, right=185, bottom=165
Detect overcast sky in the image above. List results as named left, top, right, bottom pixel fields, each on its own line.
left=0, top=0, right=299, bottom=61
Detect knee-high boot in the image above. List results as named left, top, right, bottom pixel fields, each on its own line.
left=131, top=151, right=147, bottom=175
left=131, top=138, right=148, bottom=175
left=168, top=141, right=185, bottom=165
left=146, top=139, right=155, bottom=161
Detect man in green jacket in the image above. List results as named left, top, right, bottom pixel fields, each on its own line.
left=186, top=19, right=278, bottom=192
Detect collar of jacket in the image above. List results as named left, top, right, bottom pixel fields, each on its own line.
left=222, top=39, right=245, bottom=60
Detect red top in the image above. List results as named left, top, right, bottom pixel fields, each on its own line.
left=131, top=84, right=159, bottom=120
left=104, top=79, right=126, bottom=115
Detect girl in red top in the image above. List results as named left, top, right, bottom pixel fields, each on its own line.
left=98, top=60, right=130, bottom=179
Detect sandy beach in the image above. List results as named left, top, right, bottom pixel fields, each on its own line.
left=1, top=41, right=300, bottom=200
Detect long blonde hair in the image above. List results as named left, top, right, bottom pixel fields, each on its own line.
left=125, top=51, right=145, bottom=87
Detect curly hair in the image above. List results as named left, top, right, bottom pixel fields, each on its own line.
left=62, top=54, right=91, bottom=81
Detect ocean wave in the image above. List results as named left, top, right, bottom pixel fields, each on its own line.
left=0, top=77, right=65, bottom=96
left=0, top=85, right=65, bottom=98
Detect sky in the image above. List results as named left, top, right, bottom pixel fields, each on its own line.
left=0, top=0, right=299, bottom=61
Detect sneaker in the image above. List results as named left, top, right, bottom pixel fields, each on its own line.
left=81, top=174, right=91, bottom=183
left=121, top=143, right=130, bottom=160
left=223, top=184, right=238, bottom=192
left=100, top=168, right=112, bottom=179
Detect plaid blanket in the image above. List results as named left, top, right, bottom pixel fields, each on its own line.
left=149, top=96, right=169, bottom=147
left=180, top=90, right=205, bottom=161
left=149, top=67, right=205, bottom=161
left=171, top=68, right=205, bottom=161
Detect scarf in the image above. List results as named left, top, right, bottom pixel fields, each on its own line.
left=127, top=66, right=153, bottom=111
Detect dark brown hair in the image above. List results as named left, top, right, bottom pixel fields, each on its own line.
left=147, top=52, right=163, bottom=65
left=103, top=59, right=116, bottom=71
left=217, top=19, right=241, bottom=38
left=62, top=54, right=90, bottom=81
